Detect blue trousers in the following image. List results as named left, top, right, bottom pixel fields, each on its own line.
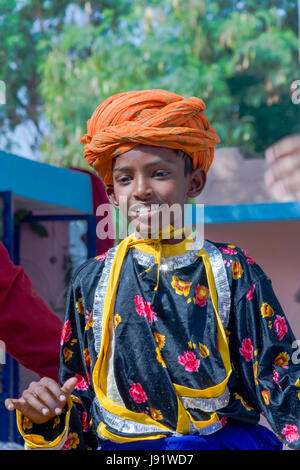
left=98, top=422, right=283, bottom=450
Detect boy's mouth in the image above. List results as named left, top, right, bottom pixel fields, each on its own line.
left=128, top=204, right=163, bottom=221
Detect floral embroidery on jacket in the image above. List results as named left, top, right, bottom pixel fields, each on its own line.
left=83, top=348, right=92, bottom=368
left=85, top=311, right=94, bottom=330
left=95, top=252, right=107, bottom=261
left=199, top=343, right=209, bottom=358
left=178, top=350, right=200, bottom=372
left=75, top=374, right=89, bottom=391
left=261, top=302, right=274, bottom=318
left=246, top=284, right=255, bottom=300
left=134, top=295, right=157, bottom=324
left=171, top=276, right=192, bottom=297
left=63, top=347, right=74, bottom=363
left=232, top=261, right=243, bottom=280
left=195, top=284, right=209, bottom=307
left=253, top=361, right=259, bottom=385
left=239, top=338, right=254, bottom=362
left=274, top=315, right=288, bottom=341
left=261, top=390, right=270, bottom=405
left=219, top=247, right=237, bottom=255
left=129, top=383, right=148, bottom=404
left=241, top=249, right=256, bottom=264
left=60, top=320, right=72, bottom=345
left=114, top=314, right=122, bottom=329
left=156, top=347, right=166, bottom=367
left=274, top=352, right=289, bottom=368
left=62, top=432, right=80, bottom=450
left=153, top=332, right=165, bottom=349
left=149, top=408, right=163, bottom=421
left=76, top=298, right=84, bottom=314
left=281, top=424, right=299, bottom=443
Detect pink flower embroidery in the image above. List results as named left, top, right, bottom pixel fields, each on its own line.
left=241, top=248, right=255, bottom=264
left=95, top=252, right=107, bottom=261
left=220, top=416, right=227, bottom=427
left=134, top=295, right=157, bottom=324
left=195, top=284, right=210, bottom=307
left=239, top=338, right=254, bottom=362
left=62, top=436, right=70, bottom=450
left=282, top=424, right=299, bottom=443
left=223, top=259, right=232, bottom=268
left=241, top=249, right=251, bottom=257
left=79, top=411, right=89, bottom=432
left=246, top=284, right=256, bottom=300
left=274, top=315, right=288, bottom=341
left=61, top=432, right=80, bottom=450
left=273, top=369, right=282, bottom=389
left=75, top=374, right=89, bottom=391
left=219, top=247, right=237, bottom=255
left=178, top=351, right=200, bottom=372
left=129, top=383, right=148, bottom=404
left=60, top=320, right=72, bottom=345
left=84, top=310, right=94, bottom=330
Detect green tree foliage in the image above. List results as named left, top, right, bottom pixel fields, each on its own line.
left=0, top=0, right=299, bottom=166
left=0, top=0, right=71, bottom=151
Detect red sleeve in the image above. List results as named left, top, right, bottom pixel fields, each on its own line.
left=0, top=242, right=62, bottom=381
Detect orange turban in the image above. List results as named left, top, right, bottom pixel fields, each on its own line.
left=79, top=89, right=220, bottom=186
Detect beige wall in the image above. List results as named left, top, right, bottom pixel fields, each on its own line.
left=204, top=220, right=300, bottom=337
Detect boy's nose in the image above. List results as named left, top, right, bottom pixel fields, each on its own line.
left=132, top=175, right=152, bottom=199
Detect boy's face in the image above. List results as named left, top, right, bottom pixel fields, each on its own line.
left=106, top=145, right=206, bottom=239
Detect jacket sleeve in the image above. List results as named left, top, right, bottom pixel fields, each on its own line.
left=16, top=257, right=105, bottom=450
left=231, top=273, right=300, bottom=449
left=0, top=241, right=62, bottom=380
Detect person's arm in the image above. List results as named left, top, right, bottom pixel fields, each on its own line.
left=264, top=134, right=300, bottom=201
left=5, top=257, right=105, bottom=450
left=231, top=272, right=300, bottom=449
left=0, top=241, right=62, bottom=380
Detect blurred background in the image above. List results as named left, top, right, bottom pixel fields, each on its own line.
left=0, top=0, right=299, bottom=447
left=0, top=0, right=299, bottom=163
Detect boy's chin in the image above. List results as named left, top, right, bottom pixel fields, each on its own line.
left=132, top=221, right=181, bottom=240
left=133, top=222, right=161, bottom=240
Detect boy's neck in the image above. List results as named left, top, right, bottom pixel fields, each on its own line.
left=161, top=236, right=186, bottom=245
left=133, top=225, right=188, bottom=244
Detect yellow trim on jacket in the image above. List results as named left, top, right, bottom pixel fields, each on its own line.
left=92, top=231, right=232, bottom=441
left=16, top=397, right=72, bottom=449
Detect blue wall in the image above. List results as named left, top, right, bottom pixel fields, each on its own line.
left=0, top=151, right=93, bottom=213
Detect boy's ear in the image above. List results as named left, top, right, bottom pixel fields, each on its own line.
left=105, top=185, right=119, bottom=210
left=186, top=168, right=206, bottom=198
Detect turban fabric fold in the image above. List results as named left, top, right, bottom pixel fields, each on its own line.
left=79, top=89, right=220, bottom=185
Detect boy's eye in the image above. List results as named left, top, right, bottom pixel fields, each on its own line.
left=117, top=176, right=131, bottom=184
left=154, top=170, right=170, bottom=177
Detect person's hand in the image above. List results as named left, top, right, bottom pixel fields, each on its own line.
left=264, top=134, right=300, bottom=201
left=4, top=376, right=78, bottom=425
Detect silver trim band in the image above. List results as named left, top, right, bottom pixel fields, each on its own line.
left=92, top=246, right=118, bottom=355
left=202, top=240, right=231, bottom=329
left=181, top=387, right=230, bottom=412
left=132, top=235, right=204, bottom=271
left=94, top=397, right=177, bottom=438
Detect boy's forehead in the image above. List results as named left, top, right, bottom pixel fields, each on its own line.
left=112, top=145, right=179, bottom=168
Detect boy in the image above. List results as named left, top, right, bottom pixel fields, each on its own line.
left=5, top=90, right=300, bottom=450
